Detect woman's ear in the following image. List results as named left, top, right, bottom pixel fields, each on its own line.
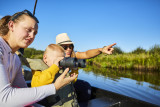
left=8, top=21, right=14, bottom=32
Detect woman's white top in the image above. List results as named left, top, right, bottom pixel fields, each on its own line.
left=0, top=37, right=56, bottom=107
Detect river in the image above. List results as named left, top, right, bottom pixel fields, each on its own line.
left=80, top=65, right=160, bottom=106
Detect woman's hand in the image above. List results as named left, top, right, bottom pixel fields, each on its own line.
left=54, top=68, right=78, bottom=90
left=101, top=43, right=116, bottom=55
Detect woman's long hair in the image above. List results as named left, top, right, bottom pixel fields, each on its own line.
left=71, top=44, right=76, bottom=58
left=0, top=16, right=11, bottom=36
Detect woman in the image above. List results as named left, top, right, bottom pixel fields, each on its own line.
left=0, top=10, right=77, bottom=106
left=56, top=33, right=116, bottom=102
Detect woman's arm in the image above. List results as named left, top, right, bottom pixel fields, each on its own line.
left=76, top=48, right=102, bottom=59
left=0, top=57, right=56, bottom=106
left=76, top=43, right=116, bottom=59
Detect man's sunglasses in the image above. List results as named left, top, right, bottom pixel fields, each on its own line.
left=11, top=9, right=39, bottom=23
left=61, top=44, right=73, bottom=50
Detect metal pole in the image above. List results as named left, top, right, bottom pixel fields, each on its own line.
left=33, top=0, right=38, bottom=16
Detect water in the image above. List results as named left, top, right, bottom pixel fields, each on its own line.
left=80, top=66, right=160, bottom=106
left=23, top=65, right=160, bottom=106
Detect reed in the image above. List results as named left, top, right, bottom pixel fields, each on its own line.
left=87, top=49, right=160, bottom=71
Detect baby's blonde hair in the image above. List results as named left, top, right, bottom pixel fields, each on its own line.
left=44, top=44, right=64, bottom=56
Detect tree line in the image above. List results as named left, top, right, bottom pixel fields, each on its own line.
left=23, top=48, right=43, bottom=59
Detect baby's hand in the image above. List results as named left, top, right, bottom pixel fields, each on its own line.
left=53, top=57, right=64, bottom=67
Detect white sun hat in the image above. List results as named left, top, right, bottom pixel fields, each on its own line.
left=56, top=33, right=74, bottom=45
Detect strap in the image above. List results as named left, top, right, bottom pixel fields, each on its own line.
left=53, top=95, right=75, bottom=106
left=57, top=40, right=73, bottom=45
left=51, top=69, right=78, bottom=106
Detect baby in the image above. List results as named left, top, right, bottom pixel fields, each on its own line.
left=31, top=44, right=79, bottom=107
left=31, top=44, right=71, bottom=87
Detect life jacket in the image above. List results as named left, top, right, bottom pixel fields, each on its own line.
left=39, top=69, right=79, bottom=107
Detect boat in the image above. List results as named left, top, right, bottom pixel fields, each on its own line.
left=25, top=80, right=159, bottom=107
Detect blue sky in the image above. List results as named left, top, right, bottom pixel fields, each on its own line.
left=0, top=0, right=160, bottom=52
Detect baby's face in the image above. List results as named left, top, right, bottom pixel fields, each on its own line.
left=46, top=50, right=65, bottom=67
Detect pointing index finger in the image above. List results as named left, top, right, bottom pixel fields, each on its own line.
left=108, top=43, right=116, bottom=48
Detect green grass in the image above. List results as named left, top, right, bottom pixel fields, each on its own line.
left=87, top=53, right=160, bottom=71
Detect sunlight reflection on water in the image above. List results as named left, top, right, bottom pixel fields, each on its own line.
left=77, top=69, right=160, bottom=106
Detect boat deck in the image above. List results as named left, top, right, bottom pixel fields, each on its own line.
left=78, top=87, right=159, bottom=107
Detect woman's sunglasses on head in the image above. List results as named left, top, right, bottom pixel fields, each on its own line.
left=61, top=44, right=73, bottom=50
left=11, top=9, right=39, bottom=23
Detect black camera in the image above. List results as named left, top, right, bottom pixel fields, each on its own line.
left=59, top=57, right=86, bottom=68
